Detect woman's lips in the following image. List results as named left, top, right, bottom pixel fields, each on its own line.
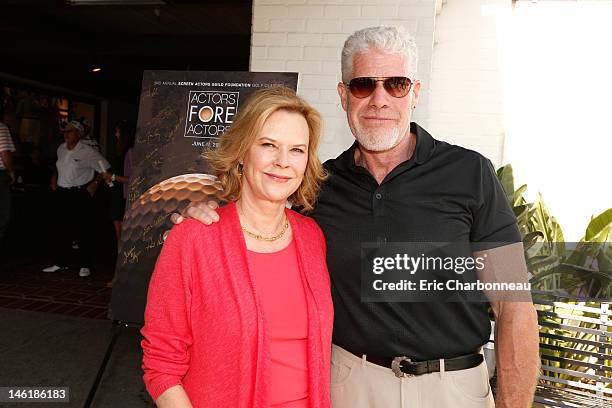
left=265, top=172, right=291, bottom=182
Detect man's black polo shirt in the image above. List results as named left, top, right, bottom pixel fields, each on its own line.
left=311, top=122, right=521, bottom=360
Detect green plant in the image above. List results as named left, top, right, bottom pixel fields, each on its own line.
left=496, top=164, right=612, bottom=299
left=496, top=164, right=612, bottom=391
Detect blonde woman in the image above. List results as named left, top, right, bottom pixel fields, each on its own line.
left=141, top=87, right=333, bottom=408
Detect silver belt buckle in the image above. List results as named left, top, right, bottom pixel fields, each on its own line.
left=391, top=356, right=413, bottom=378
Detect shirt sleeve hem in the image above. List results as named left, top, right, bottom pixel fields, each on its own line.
left=145, top=377, right=183, bottom=401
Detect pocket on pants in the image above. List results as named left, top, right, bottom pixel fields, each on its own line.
left=448, top=362, right=492, bottom=403
left=330, top=359, right=354, bottom=387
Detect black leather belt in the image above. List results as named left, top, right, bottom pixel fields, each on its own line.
left=351, top=350, right=483, bottom=378
left=58, top=184, right=88, bottom=190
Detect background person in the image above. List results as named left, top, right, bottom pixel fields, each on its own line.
left=141, top=87, right=333, bottom=408
left=77, top=117, right=100, bottom=151
left=0, top=118, right=16, bottom=262
left=102, top=120, right=135, bottom=242
left=42, top=120, right=110, bottom=277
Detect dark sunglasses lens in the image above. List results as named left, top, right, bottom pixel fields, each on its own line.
left=348, top=78, right=376, bottom=98
left=384, top=77, right=411, bottom=97
left=348, top=77, right=412, bottom=98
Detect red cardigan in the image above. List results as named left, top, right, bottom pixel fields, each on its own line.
left=141, top=202, right=333, bottom=408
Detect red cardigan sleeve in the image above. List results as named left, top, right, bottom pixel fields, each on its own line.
left=141, top=222, right=195, bottom=401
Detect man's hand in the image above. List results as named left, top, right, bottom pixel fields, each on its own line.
left=165, top=200, right=220, bottom=240
left=475, top=243, right=540, bottom=408
left=50, top=171, right=58, bottom=191
left=101, top=171, right=113, bottom=184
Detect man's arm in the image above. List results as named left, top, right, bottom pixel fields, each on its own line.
left=475, top=242, right=540, bottom=408
left=101, top=172, right=129, bottom=184
left=50, top=168, right=58, bottom=190
left=84, top=148, right=110, bottom=195
left=0, top=151, right=15, bottom=184
left=491, top=300, right=540, bottom=408
left=89, top=149, right=110, bottom=173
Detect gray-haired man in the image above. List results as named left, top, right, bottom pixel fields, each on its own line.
left=178, top=26, right=540, bottom=407
left=43, top=121, right=111, bottom=277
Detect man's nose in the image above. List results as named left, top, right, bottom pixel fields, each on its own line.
left=368, top=81, right=389, bottom=108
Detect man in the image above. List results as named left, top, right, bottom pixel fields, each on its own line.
left=177, top=26, right=540, bottom=407
left=43, top=120, right=110, bottom=277
left=0, top=119, right=16, bottom=258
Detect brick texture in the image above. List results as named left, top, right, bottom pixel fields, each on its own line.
left=250, top=0, right=436, bottom=162
left=428, top=0, right=506, bottom=166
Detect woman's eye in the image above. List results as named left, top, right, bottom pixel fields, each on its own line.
left=292, top=148, right=305, bottom=153
left=262, top=143, right=275, bottom=148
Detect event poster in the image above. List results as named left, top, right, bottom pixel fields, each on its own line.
left=109, top=71, right=298, bottom=324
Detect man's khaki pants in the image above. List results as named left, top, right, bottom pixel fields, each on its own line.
left=330, top=344, right=495, bottom=408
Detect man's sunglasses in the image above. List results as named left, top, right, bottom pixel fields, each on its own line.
left=345, top=76, right=413, bottom=98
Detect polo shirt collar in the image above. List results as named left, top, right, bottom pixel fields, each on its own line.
left=66, top=140, right=85, bottom=152
left=335, top=122, right=436, bottom=173
left=410, top=122, right=436, bottom=165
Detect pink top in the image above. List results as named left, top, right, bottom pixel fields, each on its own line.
left=248, top=240, right=309, bottom=408
left=141, top=202, right=333, bottom=408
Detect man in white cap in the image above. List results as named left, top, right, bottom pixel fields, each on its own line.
left=43, top=120, right=111, bottom=277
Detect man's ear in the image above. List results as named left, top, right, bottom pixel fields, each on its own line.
left=411, top=80, right=421, bottom=108
left=337, top=82, right=348, bottom=112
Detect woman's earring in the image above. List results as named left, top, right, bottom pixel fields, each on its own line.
left=237, top=163, right=243, bottom=176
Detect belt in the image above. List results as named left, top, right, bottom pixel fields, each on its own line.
left=58, top=184, right=88, bottom=190
left=350, top=349, right=483, bottom=378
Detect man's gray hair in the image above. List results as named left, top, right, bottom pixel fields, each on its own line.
left=341, top=26, right=418, bottom=83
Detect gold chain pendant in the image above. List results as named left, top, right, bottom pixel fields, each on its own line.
left=241, top=217, right=289, bottom=242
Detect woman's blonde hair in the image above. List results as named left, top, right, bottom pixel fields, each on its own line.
left=205, top=86, right=326, bottom=212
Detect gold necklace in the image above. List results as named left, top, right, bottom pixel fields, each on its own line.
left=237, top=203, right=289, bottom=242
left=241, top=217, right=289, bottom=241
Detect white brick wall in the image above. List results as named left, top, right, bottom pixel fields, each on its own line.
left=428, top=0, right=507, bottom=166
left=250, top=0, right=437, bottom=162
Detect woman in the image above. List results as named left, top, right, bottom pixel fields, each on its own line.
left=102, top=120, right=135, bottom=241
left=141, top=87, right=333, bottom=408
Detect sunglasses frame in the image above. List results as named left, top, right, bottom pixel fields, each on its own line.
left=345, top=76, right=413, bottom=99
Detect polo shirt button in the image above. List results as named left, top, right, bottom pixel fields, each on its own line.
left=375, top=193, right=382, bottom=199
